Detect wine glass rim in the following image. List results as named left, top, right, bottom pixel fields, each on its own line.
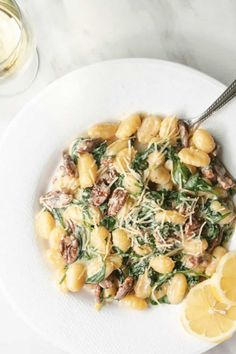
left=0, top=0, right=25, bottom=66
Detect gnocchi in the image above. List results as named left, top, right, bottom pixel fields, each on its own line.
left=147, top=151, right=165, bottom=169
left=123, top=173, right=142, bottom=195
left=116, top=114, right=141, bottom=139
left=112, top=228, right=131, bottom=252
left=167, top=273, right=187, bottom=304
left=114, top=147, right=136, bottom=173
left=134, top=270, right=151, bottom=299
left=137, top=115, right=162, bottom=143
left=66, top=263, right=86, bottom=292
left=49, top=227, right=65, bottom=249
left=122, top=294, right=148, bottom=310
left=106, top=139, right=129, bottom=156
left=149, top=166, right=170, bottom=185
left=90, top=226, right=110, bottom=254
left=52, top=175, right=80, bottom=194
left=192, top=129, right=215, bottom=153
left=205, top=246, right=227, bottom=276
left=159, top=116, right=178, bottom=141
left=178, top=147, right=210, bottom=167
left=55, top=267, right=68, bottom=293
left=37, top=112, right=235, bottom=310
left=183, top=239, right=208, bottom=256
left=78, top=152, right=97, bottom=188
left=155, top=210, right=186, bottom=225
left=150, top=255, right=175, bottom=274
left=35, top=210, right=55, bottom=240
left=88, top=123, right=118, bottom=139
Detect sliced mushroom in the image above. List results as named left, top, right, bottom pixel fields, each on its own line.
left=115, top=276, right=134, bottom=300
left=107, top=188, right=128, bottom=217
left=214, top=160, right=235, bottom=190
left=91, top=182, right=110, bottom=206
left=98, top=157, right=117, bottom=185
left=182, top=254, right=210, bottom=269
left=94, top=284, right=103, bottom=304
left=76, top=138, right=102, bottom=153
left=99, top=279, right=113, bottom=289
left=201, top=166, right=216, bottom=181
left=61, top=151, right=77, bottom=177
left=217, top=175, right=234, bottom=190
left=178, top=120, right=189, bottom=147
left=59, top=234, right=79, bottom=264
left=184, top=217, right=201, bottom=237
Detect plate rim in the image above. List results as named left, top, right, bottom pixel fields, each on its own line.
left=0, top=58, right=227, bottom=354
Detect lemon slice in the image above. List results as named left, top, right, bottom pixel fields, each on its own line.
left=213, top=251, right=236, bottom=305
left=182, top=279, right=236, bottom=343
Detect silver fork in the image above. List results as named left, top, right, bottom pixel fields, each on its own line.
left=184, top=79, right=236, bottom=131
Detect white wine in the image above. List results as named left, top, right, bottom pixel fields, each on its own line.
left=0, top=7, right=21, bottom=63
left=0, top=0, right=38, bottom=94
left=0, top=2, right=30, bottom=78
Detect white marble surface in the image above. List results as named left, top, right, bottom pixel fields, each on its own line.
left=0, top=0, right=236, bottom=353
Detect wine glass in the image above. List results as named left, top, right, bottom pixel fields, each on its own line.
left=0, top=0, right=39, bottom=95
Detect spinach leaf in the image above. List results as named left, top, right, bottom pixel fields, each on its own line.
left=155, top=222, right=180, bottom=239
left=92, top=141, right=107, bottom=165
left=113, top=174, right=124, bottom=189
left=132, top=144, right=156, bottom=172
left=202, top=203, right=231, bottom=224
left=151, top=272, right=174, bottom=288
left=149, top=296, right=170, bottom=305
left=113, top=269, right=125, bottom=283
left=173, top=159, right=191, bottom=186
left=81, top=187, right=92, bottom=200
left=129, top=257, right=149, bottom=278
left=76, top=226, right=86, bottom=259
left=166, top=146, right=176, bottom=161
left=203, top=223, right=220, bottom=241
left=70, top=138, right=84, bottom=163
left=51, top=208, right=65, bottom=228
left=147, top=190, right=179, bottom=209
left=100, top=216, right=116, bottom=231
left=98, top=202, right=108, bottom=213
left=158, top=295, right=170, bottom=304
left=185, top=174, right=214, bottom=193
left=86, top=262, right=106, bottom=284
left=59, top=273, right=67, bottom=285
left=73, top=187, right=92, bottom=207
left=58, top=265, right=69, bottom=285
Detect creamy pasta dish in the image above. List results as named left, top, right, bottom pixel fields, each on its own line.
left=35, top=114, right=236, bottom=310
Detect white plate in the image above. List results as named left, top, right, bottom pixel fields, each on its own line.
left=0, top=59, right=236, bottom=354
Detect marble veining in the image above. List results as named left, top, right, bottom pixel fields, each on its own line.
left=0, top=0, right=236, bottom=353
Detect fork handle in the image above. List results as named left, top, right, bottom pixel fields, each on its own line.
left=190, top=79, right=236, bottom=130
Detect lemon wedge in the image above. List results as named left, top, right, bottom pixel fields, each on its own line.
left=182, top=279, right=236, bottom=343
left=212, top=251, right=236, bottom=305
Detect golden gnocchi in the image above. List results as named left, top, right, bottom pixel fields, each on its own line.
left=116, top=114, right=141, bottom=139
left=37, top=113, right=235, bottom=311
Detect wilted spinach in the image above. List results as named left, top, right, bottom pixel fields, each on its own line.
left=98, top=202, right=108, bottom=213
left=86, top=262, right=106, bottom=284
left=185, top=174, right=214, bottom=193
left=132, top=144, right=156, bottom=172
left=149, top=295, right=170, bottom=305
left=100, top=216, right=116, bottom=231
left=203, top=223, right=220, bottom=241
left=129, top=257, right=149, bottom=278
left=172, top=159, right=191, bottom=186
left=51, top=208, right=65, bottom=228
left=92, top=141, right=107, bottom=165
